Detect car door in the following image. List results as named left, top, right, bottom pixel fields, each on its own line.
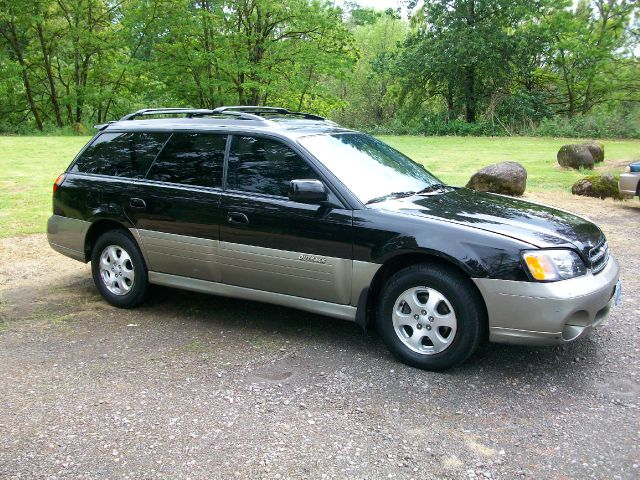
left=124, top=132, right=226, bottom=282
left=66, top=130, right=173, bottom=232
left=219, top=134, right=353, bottom=304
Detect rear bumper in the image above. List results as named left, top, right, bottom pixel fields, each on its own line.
left=47, top=215, right=90, bottom=262
left=473, top=256, right=620, bottom=346
left=619, top=173, right=639, bottom=197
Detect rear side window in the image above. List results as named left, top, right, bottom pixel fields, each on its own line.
left=146, top=133, right=226, bottom=188
left=70, top=132, right=169, bottom=178
left=227, top=136, right=318, bottom=197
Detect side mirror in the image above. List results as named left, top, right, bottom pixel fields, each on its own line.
left=288, top=179, right=328, bottom=204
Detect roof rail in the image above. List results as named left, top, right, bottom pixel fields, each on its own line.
left=213, top=106, right=326, bottom=121
left=119, top=108, right=216, bottom=121
left=119, top=107, right=269, bottom=122
left=207, top=109, right=268, bottom=121
left=118, top=106, right=328, bottom=123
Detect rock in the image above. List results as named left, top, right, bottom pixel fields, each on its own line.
left=571, top=173, right=622, bottom=200
left=557, top=144, right=594, bottom=169
left=465, top=161, right=527, bottom=196
left=582, top=142, right=604, bottom=163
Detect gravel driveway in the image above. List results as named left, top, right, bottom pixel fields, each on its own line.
left=1, top=192, right=638, bottom=479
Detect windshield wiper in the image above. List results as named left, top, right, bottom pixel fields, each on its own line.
left=365, top=184, right=449, bottom=205
left=365, top=191, right=416, bottom=205
left=416, top=183, right=448, bottom=194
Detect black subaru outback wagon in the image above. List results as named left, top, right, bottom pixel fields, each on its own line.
left=48, top=106, right=621, bottom=370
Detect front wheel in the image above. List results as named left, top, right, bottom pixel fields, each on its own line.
left=376, top=263, right=486, bottom=371
left=91, top=230, right=149, bottom=308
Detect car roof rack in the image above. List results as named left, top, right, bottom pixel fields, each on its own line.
left=119, top=107, right=267, bottom=122
left=120, top=108, right=214, bottom=121
left=118, top=106, right=328, bottom=123
left=213, top=106, right=326, bottom=121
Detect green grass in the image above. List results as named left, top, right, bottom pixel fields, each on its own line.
left=381, top=136, right=640, bottom=191
left=0, top=136, right=90, bottom=237
left=0, top=135, right=638, bottom=239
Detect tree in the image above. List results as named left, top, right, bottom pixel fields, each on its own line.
left=0, top=0, right=45, bottom=129
left=150, top=0, right=354, bottom=111
left=543, top=0, right=638, bottom=117
left=398, top=0, right=552, bottom=123
left=333, top=7, right=406, bottom=127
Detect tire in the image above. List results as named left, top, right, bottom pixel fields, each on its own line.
left=91, top=229, right=149, bottom=308
left=376, top=263, right=486, bottom=371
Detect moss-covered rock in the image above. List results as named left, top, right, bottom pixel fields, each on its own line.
left=557, top=144, right=595, bottom=169
left=571, top=172, right=622, bottom=200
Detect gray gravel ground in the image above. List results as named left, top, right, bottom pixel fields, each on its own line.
left=0, top=192, right=638, bottom=479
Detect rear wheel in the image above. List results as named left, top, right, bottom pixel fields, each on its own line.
left=91, top=230, right=149, bottom=308
left=376, top=263, right=486, bottom=371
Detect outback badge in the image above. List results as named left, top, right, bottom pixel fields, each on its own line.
left=298, top=253, right=327, bottom=264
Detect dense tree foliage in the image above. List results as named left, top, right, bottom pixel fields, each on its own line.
left=0, top=0, right=637, bottom=136
left=388, top=0, right=639, bottom=135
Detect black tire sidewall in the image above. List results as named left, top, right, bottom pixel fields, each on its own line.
left=376, top=264, right=485, bottom=371
left=91, top=230, right=148, bottom=308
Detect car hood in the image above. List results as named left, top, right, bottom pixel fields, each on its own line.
left=371, top=188, right=603, bottom=257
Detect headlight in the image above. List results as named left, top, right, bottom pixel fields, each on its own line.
left=625, top=165, right=631, bottom=173
left=522, top=249, right=587, bottom=281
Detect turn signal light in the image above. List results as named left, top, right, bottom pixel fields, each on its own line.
left=53, top=173, right=66, bottom=193
left=523, top=252, right=557, bottom=281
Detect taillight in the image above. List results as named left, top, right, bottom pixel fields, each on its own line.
left=53, top=174, right=66, bottom=193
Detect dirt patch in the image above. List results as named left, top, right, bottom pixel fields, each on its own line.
left=594, top=158, right=635, bottom=172
left=0, top=233, right=88, bottom=287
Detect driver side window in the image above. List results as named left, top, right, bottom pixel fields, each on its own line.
left=227, top=136, right=318, bottom=197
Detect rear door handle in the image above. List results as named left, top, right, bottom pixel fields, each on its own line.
left=227, top=212, right=249, bottom=225
left=129, top=198, right=147, bottom=210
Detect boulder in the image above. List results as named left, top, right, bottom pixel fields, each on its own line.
left=465, top=161, right=527, bottom=196
left=557, top=144, right=594, bottom=170
left=571, top=172, right=622, bottom=200
left=582, top=142, right=604, bottom=163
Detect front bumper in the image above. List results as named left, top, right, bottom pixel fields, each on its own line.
left=619, top=172, right=639, bottom=197
left=473, top=256, right=620, bottom=346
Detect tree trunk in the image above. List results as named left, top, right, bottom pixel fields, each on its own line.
left=464, top=66, right=476, bottom=123
left=19, top=61, right=43, bottom=130
left=464, top=0, right=476, bottom=123
left=36, top=23, right=64, bottom=127
left=297, top=67, right=314, bottom=111
left=2, top=23, right=43, bottom=130
left=582, top=0, right=610, bottom=114
left=559, top=47, right=575, bottom=117
left=446, top=82, right=455, bottom=122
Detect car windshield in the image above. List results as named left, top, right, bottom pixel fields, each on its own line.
left=298, top=133, right=443, bottom=205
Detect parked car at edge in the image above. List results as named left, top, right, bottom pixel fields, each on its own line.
left=47, top=107, right=621, bottom=370
left=619, top=161, right=640, bottom=198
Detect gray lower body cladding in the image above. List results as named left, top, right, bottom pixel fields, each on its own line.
left=47, top=215, right=90, bottom=262
left=473, top=256, right=620, bottom=345
left=48, top=216, right=620, bottom=342
left=135, top=228, right=379, bottom=306
left=148, top=271, right=357, bottom=321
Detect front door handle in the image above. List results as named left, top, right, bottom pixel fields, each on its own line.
left=130, top=198, right=147, bottom=210
left=227, top=212, right=249, bottom=225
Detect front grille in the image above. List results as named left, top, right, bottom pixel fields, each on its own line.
left=589, top=238, right=609, bottom=274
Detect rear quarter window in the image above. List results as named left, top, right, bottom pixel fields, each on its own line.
left=70, top=132, right=170, bottom=178
left=145, top=132, right=226, bottom=188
